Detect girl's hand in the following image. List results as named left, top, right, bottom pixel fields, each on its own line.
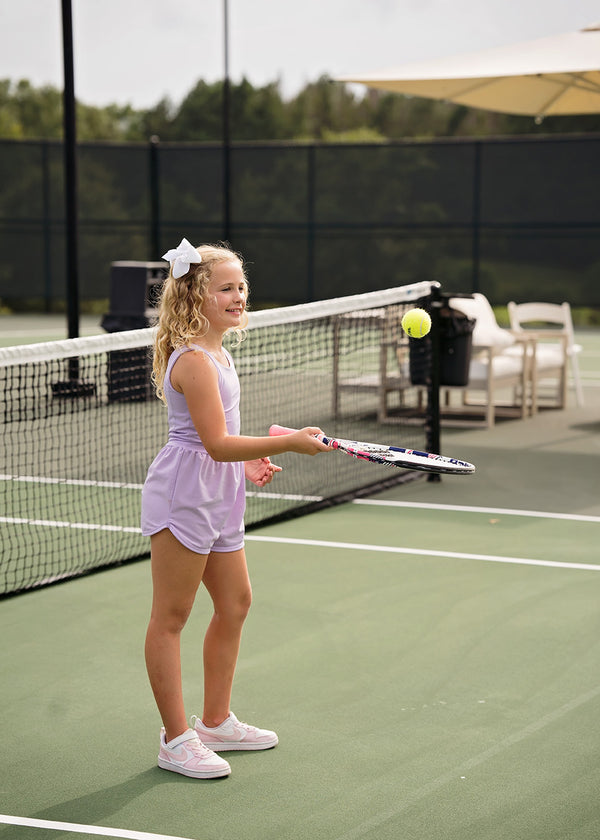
left=288, top=427, right=332, bottom=456
left=245, top=457, right=283, bottom=487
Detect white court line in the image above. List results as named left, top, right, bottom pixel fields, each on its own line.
left=246, top=535, right=600, bottom=572
left=0, top=474, right=143, bottom=490
left=0, top=517, right=141, bottom=533
left=4, top=473, right=597, bottom=523
left=1, top=476, right=319, bottom=502
left=246, top=490, right=323, bottom=502
left=0, top=814, right=195, bottom=840
left=353, top=498, right=600, bottom=523
left=3, top=516, right=599, bottom=572
left=332, top=683, right=600, bottom=840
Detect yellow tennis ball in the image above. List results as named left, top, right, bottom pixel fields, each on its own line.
left=401, top=308, right=431, bottom=339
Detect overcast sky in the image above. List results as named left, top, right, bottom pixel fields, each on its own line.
left=3, top=1, right=599, bottom=108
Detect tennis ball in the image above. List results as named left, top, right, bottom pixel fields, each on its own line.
left=401, top=308, right=431, bottom=339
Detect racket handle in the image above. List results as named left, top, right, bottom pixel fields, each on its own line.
left=269, top=424, right=297, bottom=436
left=269, top=425, right=330, bottom=449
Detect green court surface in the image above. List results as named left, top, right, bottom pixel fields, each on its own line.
left=0, top=315, right=105, bottom=347
left=1, top=329, right=599, bottom=840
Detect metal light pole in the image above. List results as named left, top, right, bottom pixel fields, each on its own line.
left=222, top=0, right=232, bottom=244
left=54, top=0, right=96, bottom=397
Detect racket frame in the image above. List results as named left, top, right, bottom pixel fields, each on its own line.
left=269, top=425, right=475, bottom=475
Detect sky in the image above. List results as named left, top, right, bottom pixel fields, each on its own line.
left=3, top=0, right=600, bottom=108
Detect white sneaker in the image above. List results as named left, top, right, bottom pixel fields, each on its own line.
left=157, top=728, right=231, bottom=778
left=191, top=712, right=278, bottom=751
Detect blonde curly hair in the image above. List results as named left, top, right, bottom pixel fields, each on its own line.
left=152, top=243, right=249, bottom=403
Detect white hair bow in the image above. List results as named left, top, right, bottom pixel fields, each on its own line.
left=162, top=238, right=202, bottom=279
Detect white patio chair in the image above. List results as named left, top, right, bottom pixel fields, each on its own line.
left=445, top=293, right=532, bottom=427
left=507, top=301, right=583, bottom=408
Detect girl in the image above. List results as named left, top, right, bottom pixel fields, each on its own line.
left=141, top=239, right=330, bottom=779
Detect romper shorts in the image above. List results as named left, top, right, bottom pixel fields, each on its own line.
left=141, top=443, right=246, bottom=554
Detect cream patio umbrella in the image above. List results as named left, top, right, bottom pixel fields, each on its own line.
left=337, top=23, right=600, bottom=120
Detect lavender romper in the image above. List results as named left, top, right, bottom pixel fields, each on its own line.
left=141, top=345, right=245, bottom=554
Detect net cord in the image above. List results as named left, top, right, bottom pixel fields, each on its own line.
left=0, top=281, right=437, bottom=367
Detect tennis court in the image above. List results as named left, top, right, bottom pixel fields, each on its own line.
left=1, top=327, right=599, bottom=840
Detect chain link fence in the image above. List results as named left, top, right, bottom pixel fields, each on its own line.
left=1, top=133, right=598, bottom=311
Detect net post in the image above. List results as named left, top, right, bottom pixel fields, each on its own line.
left=61, top=0, right=79, bottom=341
left=427, top=284, right=442, bottom=483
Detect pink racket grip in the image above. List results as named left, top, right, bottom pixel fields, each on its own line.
left=269, top=425, right=327, bottom=446
left=269, top=424, right=297, bottom=436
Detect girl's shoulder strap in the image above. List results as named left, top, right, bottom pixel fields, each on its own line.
left=187, top=344, right=234, bottom=371
left=165, top=345, right=191, bottom=381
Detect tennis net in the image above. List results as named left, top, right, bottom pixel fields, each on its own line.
left=0, top=281, right=437, bottom=595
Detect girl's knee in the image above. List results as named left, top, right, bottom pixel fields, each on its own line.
left=150, top=601, right=194, bottom=634
left=239, top=587, right=253, bottom=619
left=216, top=587, right=252, bottom=625
left=232, top=587, right=253, bottom=622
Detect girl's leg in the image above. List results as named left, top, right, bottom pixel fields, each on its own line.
left=200, top=547, right=252, bottom=727
left=145, top=528, right=208, bottom=743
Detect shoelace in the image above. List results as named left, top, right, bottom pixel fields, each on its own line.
left=185, top=736, right=214, bottom=758
left=235, top=720, right=257, bottom=733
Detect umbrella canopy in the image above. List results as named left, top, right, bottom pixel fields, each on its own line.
left=338, top=23, right=600, bottom=119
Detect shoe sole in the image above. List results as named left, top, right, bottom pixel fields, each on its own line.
left=200, top=736, right=279, bottom=752
left=158, top=758, right=231, bottom=779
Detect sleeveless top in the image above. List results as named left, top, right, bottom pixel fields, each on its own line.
left=164, top=344, right=241, bottom=447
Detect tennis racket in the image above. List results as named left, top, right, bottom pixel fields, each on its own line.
left=269, top=425, right=475, bottom=475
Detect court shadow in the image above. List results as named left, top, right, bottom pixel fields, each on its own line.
left=0, top=767, right=228, bottom=838
left=569, top=419, right=600, bottom=433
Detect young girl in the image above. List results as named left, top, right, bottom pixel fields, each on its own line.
left=141, top=239, right=330, bottom=779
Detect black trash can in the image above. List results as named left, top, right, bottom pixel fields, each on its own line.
left=102, top=261, right=166, bottom=402
left=410, top=305, right=475, bottom=387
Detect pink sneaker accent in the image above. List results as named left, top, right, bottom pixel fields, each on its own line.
left=191, top=712, right=278, bottom=751
left=157, top=728, right=231, bottom=778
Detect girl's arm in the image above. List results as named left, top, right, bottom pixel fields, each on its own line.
left=172, top=349, right=330, bottom=462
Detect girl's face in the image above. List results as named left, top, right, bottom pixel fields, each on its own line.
left=202, top=260, right=247, bottom=333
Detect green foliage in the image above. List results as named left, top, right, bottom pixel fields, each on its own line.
left=0, top=79, right=63, bottom=139
left=320, top=127, right=386, bottom=143
left=2, top=74, right=600, bottom=143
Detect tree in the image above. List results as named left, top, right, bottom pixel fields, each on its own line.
left=131, top=98, right=178, bottom=142
left=173, top=80, right=224, bottom=141
left=1, top=76, right=600, bottom=143
left=1, top=80, right=63, bottom=139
